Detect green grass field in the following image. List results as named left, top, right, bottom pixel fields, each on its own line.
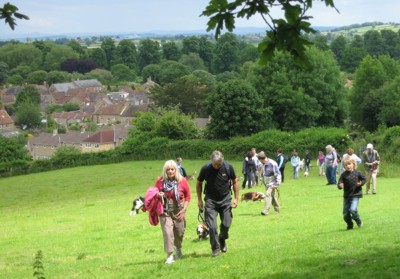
left=1, top=160, right=399, bottom=278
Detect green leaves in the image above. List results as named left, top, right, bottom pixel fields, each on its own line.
left=202, top=0, right=338, bottom=67
left=0, top=3, right=29, bottom=30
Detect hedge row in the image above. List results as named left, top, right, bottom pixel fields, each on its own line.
left=3, top=126, right=400, bottom=178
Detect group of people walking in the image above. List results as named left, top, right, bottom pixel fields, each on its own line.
left=143, top=143, right=380, bottom=264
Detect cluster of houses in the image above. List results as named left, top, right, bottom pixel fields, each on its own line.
left=0, top=78, right=156, bottom=160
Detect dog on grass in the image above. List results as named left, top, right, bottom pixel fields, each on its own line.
left=186, top=171, right=197, bottom=180
left=241, top=192, right=266, bottom=202
left=196, top=223, right=209, bottom=240
left=130, top=197, right=144, bottom=216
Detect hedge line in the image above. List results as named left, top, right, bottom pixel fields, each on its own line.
left=2, top=126, right=399, bottom=178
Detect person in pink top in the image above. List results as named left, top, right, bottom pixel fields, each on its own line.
left=154, top=160, right=191, bottom=264
left=317, top=150, right=326, bottom=176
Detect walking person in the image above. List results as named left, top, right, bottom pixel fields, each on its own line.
left=242, top=150, right=256, bottom=189
left=325, top=145, right=338, bottom=185
left=304, top=150, right=311, bottom=172
left=291, top=150, right=300, bottom=179
left=317, top=150, right=326, bottom=176
left=196, top=151, right=239, bottom=257
left=176, top=157, right=187, bottom=178
left=337, top=157, right=366, bottom=230
left=154, top=160, right=191, bottom=264
left=258, top=151, right=281, bottom=216
left=340, top=148, right=362, bottom=174
left=361, top=143, right=380, bottom=194
left=276, top=148, right=286, bottom=183
left=251, top=147, right=261, bottom=186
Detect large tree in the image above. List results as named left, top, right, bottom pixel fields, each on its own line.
left=212, top=32, right=240, bottom=73
left=349, top=55, right=390, bottom=131
left=206, top=79, right=272, bottom=139
left=138, top=39, right=161, bottom=73
left=101, top=37, right=116, bottom=70
left=162, top=41, right=181, bottom=61
left=149, top=72, right=214, bottom=117
left=245, top=47, right=346, bottom=131
left=114, top=39, right=138, bottom=70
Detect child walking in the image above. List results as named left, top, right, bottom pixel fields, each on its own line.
left=337, top=157, right=366, bottom=230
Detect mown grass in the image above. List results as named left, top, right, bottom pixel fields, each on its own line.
left=1, top=160, right=399, bottom=278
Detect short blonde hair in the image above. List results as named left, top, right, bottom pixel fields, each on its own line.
left=343, top=156, right=357, bottom=169
left=161, top=160, right=182, bottom=182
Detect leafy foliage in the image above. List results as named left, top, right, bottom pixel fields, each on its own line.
left=0, top=2, right=29, bottom=30
left=206, top=79, right=272, bottom=139
left=33, top=250, right=45, bottom=279
left=201, top=0, right=337, bottom=66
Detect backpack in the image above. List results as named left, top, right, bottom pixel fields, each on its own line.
left=284, top=154, right=289, bottom=164
left=203, top=161, right=233, bottom=194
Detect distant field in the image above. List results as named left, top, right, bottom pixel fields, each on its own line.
left=322, top=24, right=400, bottom=38
left=1, top=160, right=399, bottom=278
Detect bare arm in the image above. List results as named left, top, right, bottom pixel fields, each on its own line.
left=196, top=180, right=203, bottom=209
left=231, top=177, right=239, bottom=208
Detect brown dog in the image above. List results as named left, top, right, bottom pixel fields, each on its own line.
left=241, top=192, right=266, bottom=202
left=196, top=223, right=209, bottom=240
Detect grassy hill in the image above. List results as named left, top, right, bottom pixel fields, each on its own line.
left=1, top=160, right=399, bottom=278
left=320, top=22, right=400, bottom=38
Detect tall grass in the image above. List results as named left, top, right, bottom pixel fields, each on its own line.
left=1, top=161, right=399, bottom=278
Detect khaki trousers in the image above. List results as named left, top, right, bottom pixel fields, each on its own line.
left=159, top=213, right=186, bottom=253
left=263, top=186, right=280, bottom=214
left=365, top=169, right=378, bottom=193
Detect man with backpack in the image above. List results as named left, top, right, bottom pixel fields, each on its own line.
left=196, top=150, right=239, bottom=257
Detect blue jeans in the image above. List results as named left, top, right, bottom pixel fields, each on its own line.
left=325, top=165, right=337, bottom=184
left=343, top=197, right=361, bottom=227
left=292, top=166, right=299, bottom=179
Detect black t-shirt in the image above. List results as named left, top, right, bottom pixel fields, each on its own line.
left=198, top=162, right=236, bottom=201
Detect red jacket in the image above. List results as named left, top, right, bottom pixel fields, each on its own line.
left=154, top=177, right=191, bottom=204
left=143, top=187, right=164, bottom=226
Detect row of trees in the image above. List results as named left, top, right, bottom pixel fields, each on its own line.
left=326, top=29, right=400, bottom=73
left=0, top=33, right=259, bottom=86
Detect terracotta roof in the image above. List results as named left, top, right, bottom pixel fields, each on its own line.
left=82, top=125, right=132, bottom=144
left=82, top=129, right=115, bottom=144
left=0, top=109, right=14, bottom=125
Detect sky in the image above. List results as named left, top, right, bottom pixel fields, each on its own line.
left=1, top=0, right=400, bottom=37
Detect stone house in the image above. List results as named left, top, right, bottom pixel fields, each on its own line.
left=81, top=124, right=132, bottom=153
left=27, top=130, right=94, bottom=160
left=0, top=109, right=15, bottom=132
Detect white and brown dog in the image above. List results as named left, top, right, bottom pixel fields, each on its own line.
left=241, top=192, right=266, bottom=202
left=196, top=223, right=209, bottom=240
left=130, top=197, right=144, bottom=216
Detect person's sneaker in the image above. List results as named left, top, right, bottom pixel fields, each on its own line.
left=357, top=220, right=363, bottom=228
left=165, top=254, right=174, bottom=264
left=366, top=191, right=370, bottom=195
left=212, top=249, right=220, bottom=257
left=347, top=224, right=354, bottom=230
left=261, top=211, right=268, bottom=216
left=220, top=238, right=227, bottom=253
left=175, top=248, right=183, bottom=259
left=372, top=191, right=376, bottom=195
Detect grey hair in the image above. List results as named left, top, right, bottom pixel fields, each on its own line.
left=210, top=150, right=224, bottom=165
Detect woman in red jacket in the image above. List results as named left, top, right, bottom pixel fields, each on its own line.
left=155, top=160, right=191, bottom=264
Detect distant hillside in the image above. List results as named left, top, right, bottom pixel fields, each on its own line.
left=320, top=22, right=400, bottom=38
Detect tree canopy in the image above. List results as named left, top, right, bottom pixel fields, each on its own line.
left=201, top=0, right=337, bottom=66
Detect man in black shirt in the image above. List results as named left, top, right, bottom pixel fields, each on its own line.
left=196, top=150, right=239, bottom=257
